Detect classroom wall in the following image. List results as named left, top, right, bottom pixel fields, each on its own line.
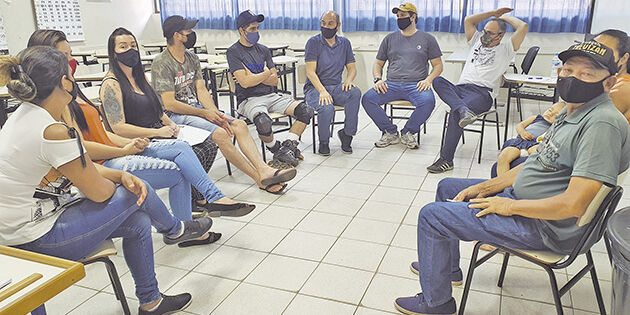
left=0, top=0, right=163, bottom=54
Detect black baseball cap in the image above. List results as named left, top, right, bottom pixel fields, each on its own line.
left=559, top=41, right=618, bottom=75
left=162, top=15, right=199, bottom=39
left=236, top=10, right=264, bottom=29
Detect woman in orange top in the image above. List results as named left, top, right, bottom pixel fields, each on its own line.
left=594, top=30, right=630, bottom=122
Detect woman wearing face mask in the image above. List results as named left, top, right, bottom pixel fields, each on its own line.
left=27, top=29, right=255, bottom=239
left=0, top=46, right=213, bottom=315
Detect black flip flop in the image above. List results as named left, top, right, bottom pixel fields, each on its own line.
left=260, top=183, right=288, bottom=195
left=177, top=232, right=222, bottom=248
left=260, top=169, right=297, bottom=187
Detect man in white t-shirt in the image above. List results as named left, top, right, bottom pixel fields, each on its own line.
left=427, top=8, right=528, bottom=173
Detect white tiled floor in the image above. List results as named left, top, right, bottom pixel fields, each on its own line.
left=45, top=95, right=618, bottom=314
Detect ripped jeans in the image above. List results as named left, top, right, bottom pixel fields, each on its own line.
left=102, top=139, right=224, bottom=220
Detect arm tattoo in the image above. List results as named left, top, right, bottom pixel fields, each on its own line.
left=102, top=84, right=124, bottom=125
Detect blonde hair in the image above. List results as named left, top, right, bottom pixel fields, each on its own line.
left=0, top=55, right=37, bottom=102
left=0, top=46, right=68, bottom=104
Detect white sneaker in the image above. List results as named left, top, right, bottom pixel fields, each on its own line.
left=400, top=132, right=419, bottom=149
left=374, top=131, right=400, bottom=148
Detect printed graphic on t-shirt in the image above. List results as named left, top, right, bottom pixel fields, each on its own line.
left=174, top=70, right=198, bottom=105
left=471, top=46, right=496, bottom=66
left=244, top=62, right=265, bottom=73
left=536, top=122, right=560, bottom=171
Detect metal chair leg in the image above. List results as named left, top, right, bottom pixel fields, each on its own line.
left=544, top=266, right=564, bottom=315
left=497, top=252, right=510, bottom=287
left=102, top=258, right=131, bottom=315
left=441, top=112, right=448, bottom=148
left=459, top=242, right=483, bottom=315
left=423, top=122, right=427, bottom=134
left=603, top=234, right=613, bottom=264
left=261, top=142, right=267, bottom=162
left=495, top=111, right=501, bottom=149
left=586, top=251, right=607, bottom=315
left=478, top=115, right=486, bottom=163
left=312, top=115, right=317, bottom=154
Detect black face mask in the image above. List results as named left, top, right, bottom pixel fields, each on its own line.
left=116, top=48, right=140, bottom=67
left=66, top=79, right=78, bottom=104
left=183, top=31, right=197, bottom=49
left=397, top=17, right=412, bottom=30
left=556, top=75, right=607, bottom=103
left=321, top=26, right=337, bottom=39
left=481, top=31, right=499, bottom=47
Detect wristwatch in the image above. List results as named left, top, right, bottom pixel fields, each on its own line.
left=373, top=77, right=382, bottom=84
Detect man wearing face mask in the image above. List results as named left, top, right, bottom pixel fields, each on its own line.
left=427, top=8, right=528, bottom=174
left=303, top=10, right=360, bottom=155
left=395, top=40, right=629, bottom=315
left=361, top=2, right=444, bottom=150
left=227, top=10, right=313, bottom=167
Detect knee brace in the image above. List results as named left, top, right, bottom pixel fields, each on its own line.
left=293, top=102, right=314, bottom=124
left=253, top=112, right=273, bottom=136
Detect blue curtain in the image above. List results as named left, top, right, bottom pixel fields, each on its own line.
left=160, top=0, right=334, bottom=31
left=160, top=0, right=237, bottom=30
left=342, top=0, right=466, bottom=33
left=466, top=0, right=592, bottom=33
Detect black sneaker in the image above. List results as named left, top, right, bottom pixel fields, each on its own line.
left=427, top=158, right=454, bottom=174
left=138, top=293, right=192, bottom=315
left=163, top=217, right=213, bottom=245
left=337, top=129, right=353, bottom=154
left=458, top=108, right=478, bottom=128
left=198, top=202, right=256, bottom=217
left=318, top=142, right=330, bottom=156
left=273, top=143, right=299, bottom=166
left=282, top=140, right=303, bottom=162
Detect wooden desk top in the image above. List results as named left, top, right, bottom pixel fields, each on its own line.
left=0, top=246, right=85, bottom=315
left=74, top=71, right=108, bottom=82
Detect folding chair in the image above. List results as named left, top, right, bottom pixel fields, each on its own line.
left=383, top=100, right=427, bottom=144
left=507, top=46, right=540, bottom=122
left=459, top=179, right=626, bottom=315
left=81, top=240, right=131, bottom=315
left=440, top=100, right=501, bottom=163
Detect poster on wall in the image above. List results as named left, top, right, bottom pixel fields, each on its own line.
left=0, top=14, right=8, bottom=54
left=33, top=0, right=85, bottom=42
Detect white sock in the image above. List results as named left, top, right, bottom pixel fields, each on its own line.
left=145, top=296, right=163, bottom=312
left=264, top=139, right=277, bottom=149
left=286, top=133, right=299, bottom=141
left=169, top=222, right=184, bottom=239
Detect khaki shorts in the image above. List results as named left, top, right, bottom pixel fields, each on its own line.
left=237, top=93, right=295, bottom=121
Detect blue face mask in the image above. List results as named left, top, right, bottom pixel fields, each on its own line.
left=245, top=31, right=260, bottom=45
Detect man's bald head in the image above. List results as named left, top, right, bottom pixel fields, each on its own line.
left=321, top=10, right=340, bottom=28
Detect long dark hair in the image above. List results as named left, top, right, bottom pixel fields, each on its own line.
left=107, top=27, right=162, bottom=119
left=0, top=46, right=68, bottom=105
left=27, top=29, right=95, bottom=131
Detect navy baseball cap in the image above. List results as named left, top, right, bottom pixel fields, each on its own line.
left=162, top=15, right=199, bottom=39
left=236, top=10, right=264, bottom=29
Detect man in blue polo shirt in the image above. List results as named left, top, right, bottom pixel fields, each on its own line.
left=304, top=10, right=361, bottom=155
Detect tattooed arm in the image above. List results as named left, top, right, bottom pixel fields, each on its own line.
left=100, top=77, right=165, bottom=138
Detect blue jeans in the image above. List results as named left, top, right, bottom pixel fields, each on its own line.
left=17, top=184, right=181, bottom=305
left=102, top=140, right=224, bottom=220
left=168, top=103, right=221, bottom=138
left=361, top=81, right=435, bottom=135
left=417, top=177, right=548, bottom=307
left=304, top=84, right=361, bottom=143
left=432, top=76, right=493, bottom=161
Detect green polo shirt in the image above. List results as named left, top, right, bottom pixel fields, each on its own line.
left=513, top=93, right=630, bottom=254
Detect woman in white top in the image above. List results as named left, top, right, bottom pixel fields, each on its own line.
left=0, top=47, right=209, bottom=315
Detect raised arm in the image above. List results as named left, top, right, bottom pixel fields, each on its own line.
left=100, top=79, right=166, bottom=138
left=464, top=8, right=513, bottom=42
left=501, top=15, right=528, bottom=51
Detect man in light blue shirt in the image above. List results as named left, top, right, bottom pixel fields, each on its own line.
left=304, top=11, right=361, bottom=155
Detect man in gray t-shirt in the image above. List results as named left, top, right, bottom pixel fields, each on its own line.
left=361, top=2, right=443, bottom=150
left=394, top=41, right=629, bottom=314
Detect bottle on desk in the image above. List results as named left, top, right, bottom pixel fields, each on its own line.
left=550, top=53, right=561, bottom=78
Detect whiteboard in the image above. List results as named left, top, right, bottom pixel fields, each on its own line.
left=33, top=0, right=85, bottom=42
left=590, top=0, right=630, bottom=34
